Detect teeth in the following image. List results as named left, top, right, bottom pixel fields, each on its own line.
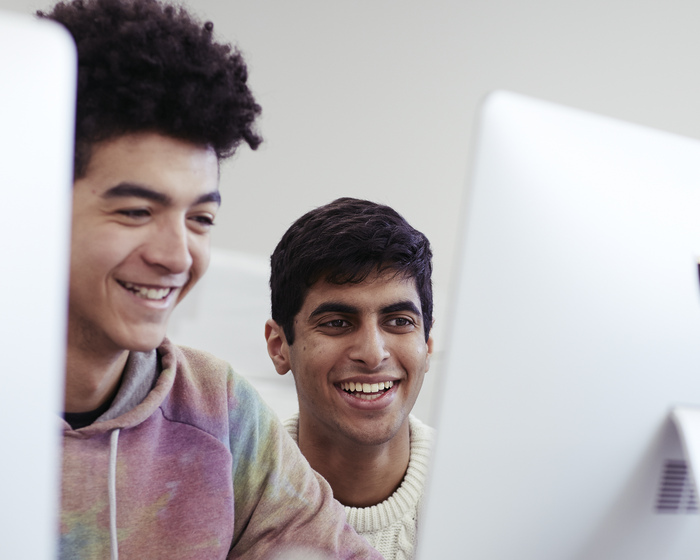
left=123, top=281, right=171, bottom=300
left=340, top=380, right=394, bottom=395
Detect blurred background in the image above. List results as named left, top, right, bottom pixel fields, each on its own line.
left=4, top=0, right=700, bottom=422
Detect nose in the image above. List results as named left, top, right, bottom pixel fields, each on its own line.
left=142, top=218, right=193, bottom=274
left=348, top=322, right=390, bottom=370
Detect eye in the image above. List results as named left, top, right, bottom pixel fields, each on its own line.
left=321, top=319, right=351, bottom=329
left=316, top=317, right=354, bottom=335
left=385, top=316, right=417, bottom=331
left=116, top=208, right=151, bottom=220
left=188, top=213, right=216, bottom=232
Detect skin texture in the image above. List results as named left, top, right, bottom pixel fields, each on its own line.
left=65, top=132, right=220, bottom=413
left=266, top=271, right=433, bottom=507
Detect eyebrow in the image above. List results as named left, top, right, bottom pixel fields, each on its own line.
left=101, top=182, right=221, bottom=206
left=381, top=300, right=422, bottom=317
left=309, top=302, right=358, bottom=318
left=195, top=190, right=222, bottom=206
left=308, top=300, right=422, bottom=319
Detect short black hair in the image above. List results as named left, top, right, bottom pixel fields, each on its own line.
left=270, top=197, right=433, bottom=344
left=38, top=0, right=262, bottom=178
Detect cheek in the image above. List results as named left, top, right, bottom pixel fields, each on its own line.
left=189, top=238, right=211, bottom=281
left=290, top=343, right=330, bottom=379
left=70, top=227, right=122, bottom=285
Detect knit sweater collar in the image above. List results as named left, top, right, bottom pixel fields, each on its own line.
left=284, top=413, right=433, bottom=533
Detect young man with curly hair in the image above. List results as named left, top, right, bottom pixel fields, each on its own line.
left=265, top=198, right=435, bottom=560
left=39, top=1, right=383, bottom=558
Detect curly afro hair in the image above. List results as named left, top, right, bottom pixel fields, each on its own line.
left=38, top=0, right=262, bottom=177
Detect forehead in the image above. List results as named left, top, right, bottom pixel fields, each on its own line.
left=301, top=271, right=421, bottom=313
left=79, top=132, right=219, bottom=198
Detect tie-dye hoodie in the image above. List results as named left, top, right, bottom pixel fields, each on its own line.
left=59, top=338, right=383, bottom=559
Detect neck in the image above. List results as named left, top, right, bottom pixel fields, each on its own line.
left=297, top=416, right=411, bottom=508
left=64, top=341, right=129, bottom=413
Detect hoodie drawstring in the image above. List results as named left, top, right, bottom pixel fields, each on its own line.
left=109, top=429, right=121, bottom=560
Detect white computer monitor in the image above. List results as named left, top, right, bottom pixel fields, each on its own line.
left=0, top=10, right=75, bottom=560
left=418, top=91, right=700, bottom=559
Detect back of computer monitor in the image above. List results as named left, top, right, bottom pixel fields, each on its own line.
left=418, top=91, right=700, bottom=559
left=0, top=11, right=75, bottom=559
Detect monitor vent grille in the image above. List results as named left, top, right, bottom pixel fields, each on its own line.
left=656, top=459, right=698, bottom=514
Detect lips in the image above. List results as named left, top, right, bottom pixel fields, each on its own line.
left=340, top=380, right=394, bottom=393
left=338, top=380, right=397, bottom=401
left=118, top=280, right=176, bottom=301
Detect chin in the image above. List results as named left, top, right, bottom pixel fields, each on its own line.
left=120, top=328, right=167, bottom=353
left=345, top=423, right=403, bottom=447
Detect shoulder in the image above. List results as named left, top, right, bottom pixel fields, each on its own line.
left=160, top=340, right=270, bottom=443
left=162, top=341, right=233, bottom=408
left=162, top=341, right=283, bottom=465
left=166, top=341, right=256, bottom=400
left=169, top=342, right=231, bottom=380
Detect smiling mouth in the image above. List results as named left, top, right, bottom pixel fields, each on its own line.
left=119, top=281, right=175, bottom=301
left=339, top=380, right=395, bottom=401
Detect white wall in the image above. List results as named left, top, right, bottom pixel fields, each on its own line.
left=5, top=0, right=700, bottom=420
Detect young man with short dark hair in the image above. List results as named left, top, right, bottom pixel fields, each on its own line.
left=266, top=197, right=435, bottom=560
left=43, top=1, right=382, bottom=557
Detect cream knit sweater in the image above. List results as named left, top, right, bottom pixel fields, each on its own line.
left=284, top=414, right=433, bottom=560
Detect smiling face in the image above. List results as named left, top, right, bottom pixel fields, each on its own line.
left=68, top=132, right=220, bottom=357
left=267, top=271, right=433, bottom=448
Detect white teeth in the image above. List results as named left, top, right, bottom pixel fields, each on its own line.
left=122, top=281, right=171, bottom=300
left=340, top=380, right=395, bottom=395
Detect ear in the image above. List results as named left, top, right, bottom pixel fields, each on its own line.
left=424, top=320, right=435, bottom=372
left=265, top=318, right=291, bottom=375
